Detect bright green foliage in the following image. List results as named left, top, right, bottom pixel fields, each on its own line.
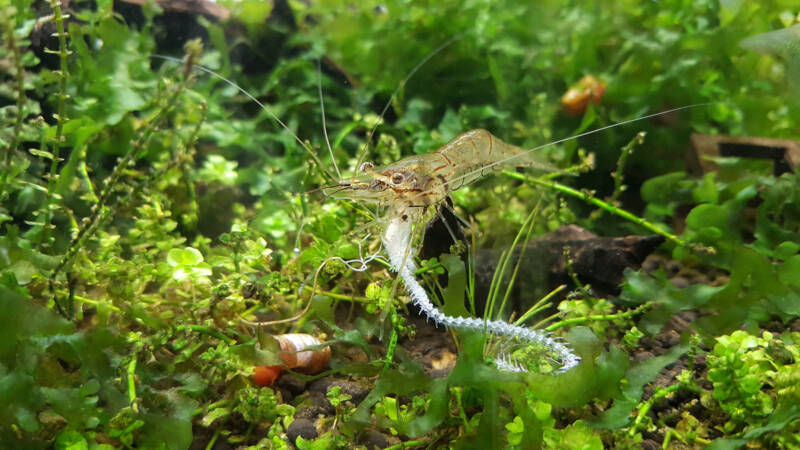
left=234, top=386, right=294, bottom=423
left=198, top=155, right=239, bottom=186
left=706, top=330, right=800, bottom=436
left=544, top=420, right=603, bottom=450
left=167, top=247, right=212, bottom=283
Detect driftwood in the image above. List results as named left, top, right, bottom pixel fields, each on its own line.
left=688, top=133, right=800, bottom=176
left=471, top=225, right=664, bottom=307
left=421, top=209, right=664, bottom=315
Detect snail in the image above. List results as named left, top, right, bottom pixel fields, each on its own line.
left=561, top=75, right=607, bottom=117
left=252, top=333, right=331, bottom=386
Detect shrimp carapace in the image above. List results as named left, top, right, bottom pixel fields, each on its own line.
left=324, top=129, right=556, bottom=218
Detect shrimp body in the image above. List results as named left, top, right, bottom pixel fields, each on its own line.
left=327, top=129, right=554, bottom=219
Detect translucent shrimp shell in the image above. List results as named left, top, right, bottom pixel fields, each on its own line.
left=326, top=129, right=555, bottom=219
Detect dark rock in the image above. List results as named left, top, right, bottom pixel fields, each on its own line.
left=294, top=391, right=336, bottom=419
left=276, top=387, right=293, bottom=403
left=311, top=391, right=336, bottom=415
left=472, top=225, right=666, bottom=313
left=657, top=330, right=681, bottom=348
left=665, top=260, right=681, bottom=276
left=276, top=374, right=306, bottom=396
left=359, top=429, right=391, bottom=449
left=668, top=311, right=698, bottom=334
left=346, top=346, right=369, bottom=363
left=669, top=276, right=690, bottom=289
left=287, top=418, right=317, bottom=443
left=641, top=254, right=664, bottom=272
left=641, top=439, right=661, bottom=450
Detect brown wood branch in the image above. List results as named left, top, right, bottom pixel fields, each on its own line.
left=688, top=133, right=800, bottom=176
left=118, top=0, right=230, bottom=20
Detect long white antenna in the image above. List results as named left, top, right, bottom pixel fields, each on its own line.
left=354, top=35, right=465, bottom=176
left=150, top=54, right=336, bottom=182
left=317, top=59, right=341, bottom=180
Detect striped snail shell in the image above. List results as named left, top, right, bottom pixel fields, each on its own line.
left=275, top=333, right=331, bottom=374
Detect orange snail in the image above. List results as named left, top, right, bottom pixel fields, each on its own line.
left=561, top=75, right=607, bottom=116
left=252, top=334, right=331, bottom=386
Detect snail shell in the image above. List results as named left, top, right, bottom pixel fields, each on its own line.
left=275, top=333, right=331, bottom=374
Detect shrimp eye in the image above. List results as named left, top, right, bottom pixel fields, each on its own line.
left=390, top=173, right=405, bottom=185
left=359, top=162, right=374, bottom=173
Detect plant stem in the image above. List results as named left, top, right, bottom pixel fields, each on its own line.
left=42, top=0, right=70, bottom=247
left=515, top=284, right=567, bottom=326
left=302, top=284, right=370, bottom=303
left=175, top=324, right=236, bottom=345
left=74, top=294, right=122, bottom=312
left=451, top=386, right=473, bottom=434
left=489, top=201, right=541, bottom=323
left=2, top=17, right=26, bottom=198
left=205, top=428, right=221, bottom=450
left=545, top=302, right=652, bottom=332
left=385, top=440, right=431, bottom=450
left=563, top=247, right=594, bottom=302
left=609, top=132, right=645, bottom=206
left=127, top=357, right=138, bottom=412
left=505, top=170, right=687, bottom=247
left=629, top=381, right=702, bottom=437
left=382, top=308, right=398, bottom=371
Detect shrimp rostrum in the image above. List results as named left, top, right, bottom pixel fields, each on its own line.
left=324, top=129, right=556, bottom=221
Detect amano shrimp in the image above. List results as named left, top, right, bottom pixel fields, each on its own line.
left=323, top=128, right=583, bottom=373
left=324, top=129, right=556, bottom=221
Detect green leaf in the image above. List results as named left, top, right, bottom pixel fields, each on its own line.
left=588, top=344, right=689, bottom=429
left=440, top=254, right=470, bottom=318
left=333, top=322, right=375, bottom=359
left=778, top=255, right=800, bottom=288
left=352, top=361, right=442, bottom=437
left=545, top=420, right=603, bottom=450
left=6, top=260, right=36, bottom=285
left=524, top=327, right=627, bottom=407
left=139, top=391, right=197, bottom=450
left=774, top=241, right=800, bottom=260
left=54, top=429, right=89, bottom=450
left=706, top=403, right=800, bottom=450
left=28, top=149, right=53, bottom=159
left=0, top=225, right=59, bottom=273
left=620, top=270, right=722, bottom=335
left=14, top=407, right=39, bottom=433
left=166, top=247, right=204, bottom=267
left=200, top=407, right=231, bottom=427
left=692, top=172, right=719, bottom=204
left=229, top=342, right=283, bottom=367
left=54, top=119, right=105, bottom=196
left=67, top=18, right=153, bottom=125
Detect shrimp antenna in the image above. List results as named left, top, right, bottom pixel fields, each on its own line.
left=317, top=59, right=341, bottom=180
left=150, top=54, right=337, bottom=183
left=353, top=34, right=465, bottom=178
left=438, top=102, right=714, bottom=193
